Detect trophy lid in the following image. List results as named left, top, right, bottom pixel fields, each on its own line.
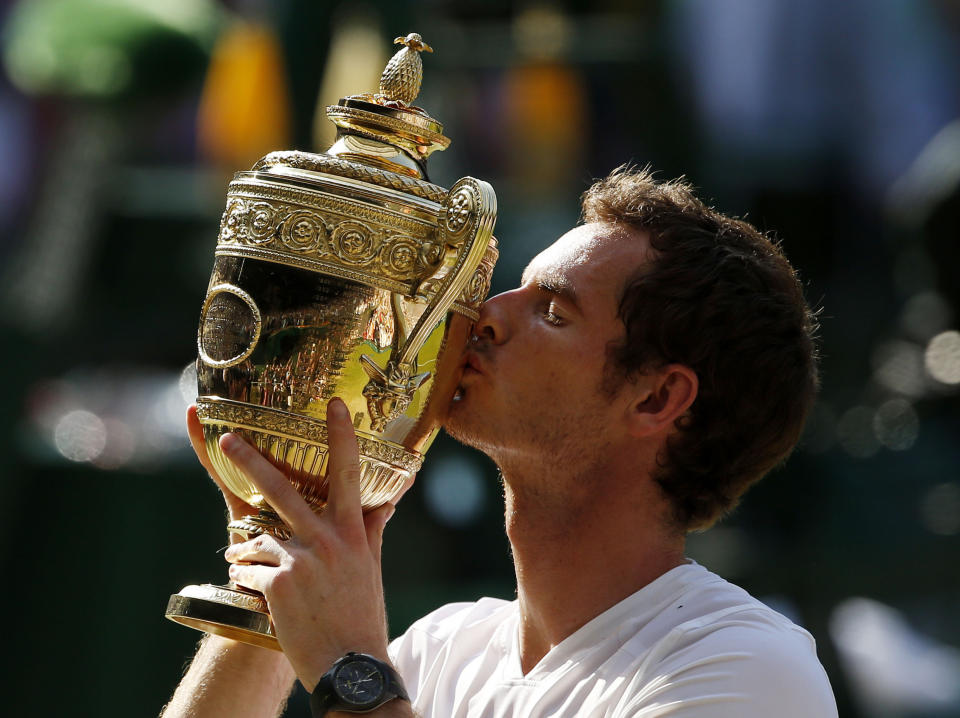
left=323, top=32, right=450, bottom=179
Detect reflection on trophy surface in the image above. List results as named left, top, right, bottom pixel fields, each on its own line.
left=166, top=32, right=499, bottom=650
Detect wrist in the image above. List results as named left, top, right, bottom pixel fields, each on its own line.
left=301, top=643, right=392, bottom=692
left=309, top=652, right=408, bottom=717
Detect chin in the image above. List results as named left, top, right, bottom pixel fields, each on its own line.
left=442, top=394, right=489, bottom=450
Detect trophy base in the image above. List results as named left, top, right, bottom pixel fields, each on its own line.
left=165, top=583, right=280, bottom=651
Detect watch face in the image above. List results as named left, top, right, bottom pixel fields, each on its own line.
left=334, top=657, right=386, bottom=707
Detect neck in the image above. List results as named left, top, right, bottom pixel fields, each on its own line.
left=500, top=461, right=686, bottom=675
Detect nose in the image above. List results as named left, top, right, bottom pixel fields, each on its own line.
left=474, top=289, right=516, bottom=345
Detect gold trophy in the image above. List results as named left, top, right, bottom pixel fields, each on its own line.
left=166, top=33, right=498, bottom=649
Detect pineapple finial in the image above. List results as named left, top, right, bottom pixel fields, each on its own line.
left=379, top=33, right=434, bottom=106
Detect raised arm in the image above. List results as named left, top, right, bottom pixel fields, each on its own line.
left=161, top=635, right=296, bottom=718
left=164, top=400, right=416, bottom=717
left=218, top=398, right=415, bottom=716
left=161, top=406, right=296, bottom=718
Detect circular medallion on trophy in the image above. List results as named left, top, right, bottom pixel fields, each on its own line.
left=198, top=284, right=263, bottom=368
left=281, top=210, right=326, bottom=252
left=380, top=236, right=421, bottom=279
left=419, top=240, right=445, bottom=270
left=331, top=220, right=379, bottom=265
left=247, top=202, right=279, bottom=244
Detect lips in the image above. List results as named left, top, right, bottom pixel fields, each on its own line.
left=462, top=351, right=487, bottom=376
left=452, top=352, right=485, bottom=405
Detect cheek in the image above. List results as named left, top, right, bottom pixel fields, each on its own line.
left=519, top=361, right=575, bottom=401
left=504, top=327, right=609, bottom=395
left=563, top=348, right=612, bottom=396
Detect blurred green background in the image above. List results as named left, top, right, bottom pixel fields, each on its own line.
left=1, top=0, right=959, bottom=716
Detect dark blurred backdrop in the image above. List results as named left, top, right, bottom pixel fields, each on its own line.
left=1, top=1, right=959, bottom=716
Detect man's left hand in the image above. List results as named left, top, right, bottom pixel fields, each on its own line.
left=221, top=397, right=395, bottom=691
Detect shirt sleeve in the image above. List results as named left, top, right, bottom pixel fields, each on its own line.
left=613, top=622, right=839, bottom=718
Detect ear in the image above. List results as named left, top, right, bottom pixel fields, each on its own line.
left=623, top=364, right=698, bottom=438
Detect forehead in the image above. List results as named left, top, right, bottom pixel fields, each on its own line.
left=521, top=223, right=651, bottom=306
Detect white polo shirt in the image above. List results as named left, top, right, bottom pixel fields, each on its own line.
left=388, top=562, right=838, bottom=717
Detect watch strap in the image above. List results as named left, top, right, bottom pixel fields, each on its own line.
left=309, top=672, right=338, bottom=718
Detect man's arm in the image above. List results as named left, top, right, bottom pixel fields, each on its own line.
left=161, top=636, right=295, bottom=718
left=164, top=401, right=417, bottom=717
left=161, top=408, right=297, bottom=717
left=219, top=399, right=416, bottom=716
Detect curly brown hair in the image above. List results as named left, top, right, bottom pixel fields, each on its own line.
left=582, top=166, right=820, bottom=532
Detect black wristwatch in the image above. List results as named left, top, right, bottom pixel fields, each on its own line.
left=310, top=652, right=409, bottom=716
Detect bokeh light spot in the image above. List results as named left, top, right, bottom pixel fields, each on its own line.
left=925, top=330, right=960, bottom=384
left=54, top=409, right=107, bottom=463
left=92, top=418, right=137, bottom=470
left=423, top=455, right=487, bottom=528
left=872, top=341, right=927, bottom=397
left=872, top=399, right=919, bottom=451
left=179, top=361, right=199, bottom=405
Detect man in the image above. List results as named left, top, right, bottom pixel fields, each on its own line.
left=163, top=167, right=837, bottom=717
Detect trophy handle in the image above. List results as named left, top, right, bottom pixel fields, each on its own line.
left=400, top=176, right=496, bottom=365
left=360, top=177, right=496, bottom=431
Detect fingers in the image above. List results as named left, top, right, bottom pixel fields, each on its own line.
left=220, top=433, right=317, bottom=535
left=218, top=397, right=367, bottom=546
left=325, top=399, right=363, bottom=530
left=228, top=562, right=276, bottom=594
left=363, top=503, right=395, bottom=562
left=189, top=405, right=259, bottom=529
left=225, top=534, right=286, bottom=567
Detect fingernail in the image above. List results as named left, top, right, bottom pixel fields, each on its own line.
left=385, top=503, right=396, bottom=522
left=220, top=433, right=240, bottom=454
left=329, top=398, right=349, bottom=419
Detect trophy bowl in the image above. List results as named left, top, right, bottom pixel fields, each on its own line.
left=166, top=33, right=498, bottom=649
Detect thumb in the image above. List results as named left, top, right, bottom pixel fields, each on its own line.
left=363, top=503, right=396, bottom=560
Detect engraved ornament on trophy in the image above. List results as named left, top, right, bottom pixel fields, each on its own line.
left=165, top=33, right=498, bottom=649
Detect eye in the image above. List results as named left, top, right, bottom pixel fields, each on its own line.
left=542, top=302, right=565, bottom=326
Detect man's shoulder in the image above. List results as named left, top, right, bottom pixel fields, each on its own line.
left=612, top=564, right=837, bottom=716
left=649, top=600, right=821, bottom=670
left=394, top=596, right=516, bottom=645
left=634, top=562, right=819, bottom=657
left=388, top=596, right=517, bottom=685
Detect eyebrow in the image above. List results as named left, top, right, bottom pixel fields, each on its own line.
left=522, top=268, right=582, bottom=313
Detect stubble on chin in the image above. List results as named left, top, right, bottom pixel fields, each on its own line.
left=442, top=383, right=614, bottom=488
left=442, top=400, right=490, bottom=452
left=443, top=403, right=550, bottom=474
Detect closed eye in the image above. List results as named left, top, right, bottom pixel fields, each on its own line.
left=542, top=302, right=565, bottom=326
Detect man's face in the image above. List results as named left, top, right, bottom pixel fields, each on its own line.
left=445, top=222, right=653, bottom=478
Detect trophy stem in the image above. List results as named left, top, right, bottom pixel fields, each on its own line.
left=228, top=509, right=291, bottom=541
left=165, top=582, right=280, bottom=651
left=166, top=509, right=289, bottom=650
